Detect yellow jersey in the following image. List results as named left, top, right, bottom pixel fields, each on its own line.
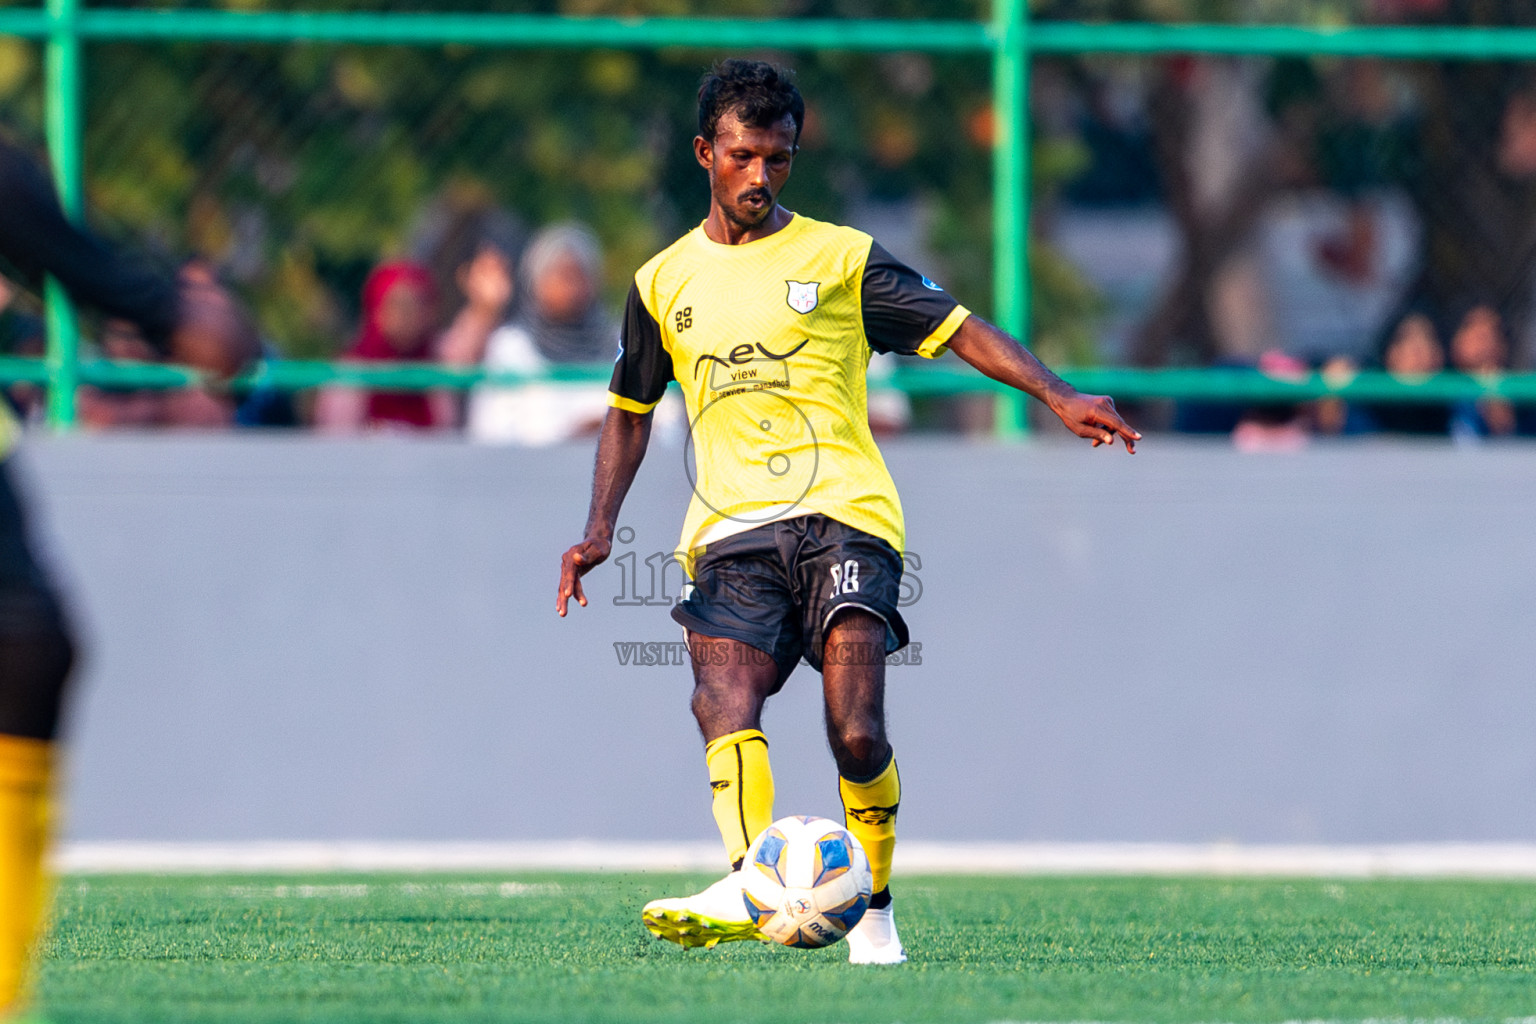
left=608, top=213, right=969, bottom=559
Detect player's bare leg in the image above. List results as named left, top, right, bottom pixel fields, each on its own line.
left=641, top=634, right=786, bottom=948
left=822, top=609, right=906, bottom=964
left=687, top=633, right=787, bottom=744
left=822, top=610, right=890, bottom=778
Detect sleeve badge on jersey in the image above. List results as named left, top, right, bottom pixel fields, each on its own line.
left=786, top=280, right=820, bottom=314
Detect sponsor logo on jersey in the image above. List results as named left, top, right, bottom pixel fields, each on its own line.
left=920, top=276, right=944, bottom=292
left=693, top=338, right=810, bottom=398
left=693, top=338, right=810, bottom=379
left=786, top=280, right=820, bottom=314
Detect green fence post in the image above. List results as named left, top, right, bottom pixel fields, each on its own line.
left=44, top=0, right=83, bottom=431
left=991, top=0, right=1028, bottom=439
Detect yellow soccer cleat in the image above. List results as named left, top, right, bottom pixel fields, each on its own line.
left=642, top=870, right=769, bottom=949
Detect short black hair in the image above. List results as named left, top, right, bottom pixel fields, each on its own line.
left=697, top=59, right=805, bottom=145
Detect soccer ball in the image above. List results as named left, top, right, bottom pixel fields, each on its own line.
left=741, top=815, right=873, bottom=948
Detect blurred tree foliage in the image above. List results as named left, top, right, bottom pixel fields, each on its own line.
left=2, top=0, right=1110, bottom=361
left=1, top=0, right=1410, bottom=361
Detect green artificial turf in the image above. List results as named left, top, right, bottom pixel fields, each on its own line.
left=32, top=873, right=1536, bottom=1023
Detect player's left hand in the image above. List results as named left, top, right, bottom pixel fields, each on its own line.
left=1046, top=389, right=1140, bottom=453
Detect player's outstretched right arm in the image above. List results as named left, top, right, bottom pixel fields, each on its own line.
left=557, top=406, right=653, bottom=616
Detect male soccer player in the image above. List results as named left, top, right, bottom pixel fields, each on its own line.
left=0, top=132, right=256, bottom=1016
left=556, top=60, right=1138, bottom=964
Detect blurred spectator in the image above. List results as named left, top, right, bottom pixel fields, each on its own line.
left=4, top=258, right=274, bottom=432
left=407, top=184, right=526, bottom=331
left=453, top=223, right=616, bottom=445
left=1366, top=313, right=1450, bottom=435
left=866, top=351, right=911, bottom=438
left=1448, top=304, right=1516, bottom=439
left=73, top=260, right=253, bottom=431
left=75, top=310, right=234, bottom=430
left=180, top=258, right=296, bottom=429
left=231, top=343, right=296, bottom=429
left=315, top=262, right=443, bottom=432
left=1171, top=357, right=1254, bottom=435
left=316, top=258, right=506, bottom=433
left=1231, top=350, right=1309, bottom=453
left=436, top=243, right=516, bottom=418
left=1313, top=355, right=1375, bottom=436
left=1384, top=60, right=1536, bottom=364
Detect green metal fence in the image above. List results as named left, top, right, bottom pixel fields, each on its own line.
left=7, top=5, right=1536, bottom=429
left=7, top=354, right=1530, bottom=406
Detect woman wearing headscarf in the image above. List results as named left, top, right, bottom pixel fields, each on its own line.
left=317, top=258, right=507, bottom=432
left=456, top=222, right=620, bottom=445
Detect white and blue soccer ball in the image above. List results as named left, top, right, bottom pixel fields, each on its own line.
left=741, top=815, right=873, bottom=948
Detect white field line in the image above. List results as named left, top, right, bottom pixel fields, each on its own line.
left=51, top=840, right=1536, bottom=877
left=59, top=881, right=565, bottom=900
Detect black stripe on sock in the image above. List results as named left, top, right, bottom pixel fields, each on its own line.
left=870, top=886, right=892, bottom=910
left=735, top=743, right=750, bottom=853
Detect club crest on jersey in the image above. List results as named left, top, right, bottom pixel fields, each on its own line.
left=786, top=280, right=820, bottom=314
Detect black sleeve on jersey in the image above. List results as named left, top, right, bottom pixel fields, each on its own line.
left=860, top=240, right=964, bottom=355
left=0, top=135, right=179, bottom=353
left=608, top=280, right=673, bottom=409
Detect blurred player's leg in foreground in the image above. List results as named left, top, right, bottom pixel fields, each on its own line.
left=0, top=135, right=258, bottom=1017
left=0, top=462, right=75, bottom=1014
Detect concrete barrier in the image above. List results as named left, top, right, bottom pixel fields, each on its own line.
left=11, top=434, right=1536, bottom=844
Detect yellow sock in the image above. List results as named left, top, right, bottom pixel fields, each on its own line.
left=840, top=755, right=900, bottom=893
left=704, top=729, right=774, bottom=868
left=0, top=735, right=53, bottom=1013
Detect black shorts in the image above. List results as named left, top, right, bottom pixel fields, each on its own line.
left=671, top=513, right=909, bottom=676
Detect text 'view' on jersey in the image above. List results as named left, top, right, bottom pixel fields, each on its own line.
left=608, top=213, right=970, bottom=558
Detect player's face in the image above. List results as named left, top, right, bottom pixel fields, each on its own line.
left=696, top=111, right=799, bottom=231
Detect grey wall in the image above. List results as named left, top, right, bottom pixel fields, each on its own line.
left=11, top=434, right=1536, bottom=844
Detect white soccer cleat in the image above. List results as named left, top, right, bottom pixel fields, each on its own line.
left=642, top=869, right=767, bottom=949
left=844, top=904, right=906, bottom=964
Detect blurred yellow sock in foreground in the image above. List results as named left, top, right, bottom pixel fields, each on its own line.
left=0, top=735, right=52, bottom=1014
